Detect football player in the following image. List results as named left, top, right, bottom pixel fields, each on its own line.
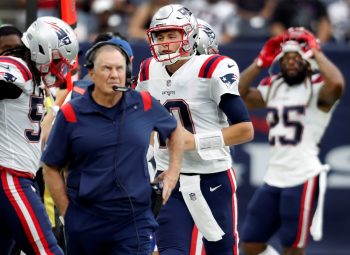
left=239, top=27, right=345, bottom=255
left=0, top=16, right=78, bottom=255
left=136, top=4, right=254, bottom=254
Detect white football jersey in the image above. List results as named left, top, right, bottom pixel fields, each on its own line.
left=0, top=56, right=44, bottom=175
left=136, top=54, right=240, bottom=174
left=258, top=74, right=335, bottom=187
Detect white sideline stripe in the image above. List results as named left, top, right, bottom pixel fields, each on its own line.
left=7, top=173, right=48, bottom=255
left=297, top=178, right=315, bottom=247
left=196, top=232, right=203, bottom=255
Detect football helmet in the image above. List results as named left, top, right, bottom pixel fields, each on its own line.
left=273, top=41, right=318, bottom=72
left=197, top=19, right=219, bottom=55
left=283, top=27, right=319, bottom=58
left=147, top=4, right=199, bottom=65
left=22, top=16, right=79, bottom=87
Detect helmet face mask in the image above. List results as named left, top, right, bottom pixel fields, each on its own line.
left=22, top=16, right=78, bottom=87
left=147, top=4, right=198, bottom=65
left=197, top=18, right=219, bottom=55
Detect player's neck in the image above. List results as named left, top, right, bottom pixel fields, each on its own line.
left=165, top=59, right=188, bottom=75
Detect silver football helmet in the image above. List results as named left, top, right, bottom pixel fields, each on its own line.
left=147, top=4, right=199, bottom=65
left=22, top=16, right=79, bottom=87
left=197, top=18, right=219, bottom=55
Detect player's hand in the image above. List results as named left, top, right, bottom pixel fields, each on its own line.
left=256, top=34, right=284, bottom=68
left=153, top=168, right=179, bottom=205
left=286, top=27, right=320, bottom=51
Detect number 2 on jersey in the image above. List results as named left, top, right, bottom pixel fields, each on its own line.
left=266, top=105, right=305, bottom=146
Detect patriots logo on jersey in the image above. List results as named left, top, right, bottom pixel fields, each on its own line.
left=47, top=21, right=72, bottom=47
left=0, top=72, right=17, bottom=83
left=220, top=73, right=237, bottom=89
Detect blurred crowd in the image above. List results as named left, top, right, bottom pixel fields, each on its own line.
left=1, top=0, right=350, bottom=45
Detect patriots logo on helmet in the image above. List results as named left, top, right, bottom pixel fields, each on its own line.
left=202, top=26, right=216, bottom=44
left=220, top=73, right=237, bottom=89
left=178, top=7, right=192, bottom=18
left=0, top=72, right=17, bottom=83
left=47, top=22, right=72, bottom=47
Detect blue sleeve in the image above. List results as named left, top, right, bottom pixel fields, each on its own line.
left=219, top=94, right=251, bottom=124
left=151, top=97, right=177, bottom=142
left=41, top=111, right=71, bottom=167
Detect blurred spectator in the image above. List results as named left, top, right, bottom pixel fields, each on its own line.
left=270, top=0, right=332, bottom=44
left=91, top=0, right=139, bottom=40
left=327, top=0, right=350, bottom=45
left=236, top=0, right=277, bottom=39
left=17, top=0, right=98, bottom=42
left=129, top=0, right=173, bottom=42
left=181, top=0, right=239, bottom=44
left=0, top=24, right=22, bottom=54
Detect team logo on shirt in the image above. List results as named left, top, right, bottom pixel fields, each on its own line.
left=47, top=21, right=72, bottom=47
left=0, top=72, right=17, bottom=83
left=189, top=192, right=197, bottom=201
left=220, top=73, right=237, bottom=89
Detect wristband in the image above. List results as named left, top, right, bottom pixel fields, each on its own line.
left=194, top=131, right=225, bottom=151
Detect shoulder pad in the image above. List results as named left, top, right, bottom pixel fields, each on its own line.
left=199, top=54, right=227, bottom=78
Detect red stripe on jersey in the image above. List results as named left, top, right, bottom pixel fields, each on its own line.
left=1, top=172, right=54, bottom=255
left=0, top=56, right=32, bottom=81
left=12, top=176, right=55, bottom=255
left=292, top=177, right=317, bottom=248
left=190, top=225, right=199, bottom=255
left=0, top=166, right=34, bottom=179
left=227, top=168, right=239, bottom=255
left=61, top=103, right=77, bottom=122
left=140, top=91, right=152, bottom=111
left=259, top=76, right=273, bottom=86
left=139, top=58, right=152, bottom=81
left=73, top=86, right=86, bottom=95
left=312, top=74, right=324, bottom=84
left=199, top=55, right=226, bottom=78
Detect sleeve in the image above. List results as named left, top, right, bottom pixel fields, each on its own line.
left=41, top=110, right=71, bottom=168
left=219, top=94, right=251, bottom=124
left=210, top=57, right=240, bottom=105
left=0, top=57, right=34, bottom=95
left=257, top=76, right=274, bottom=103
left=151, top=96, right=178, bottom=142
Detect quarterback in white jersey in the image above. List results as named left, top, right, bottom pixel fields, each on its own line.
left=0, top=17, right=78, bottom=255
left=138, top=54, right=241, bottom=174
left=239, top=28, right=344, bottom=255
left=136, top=4, right=253, bottom=255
